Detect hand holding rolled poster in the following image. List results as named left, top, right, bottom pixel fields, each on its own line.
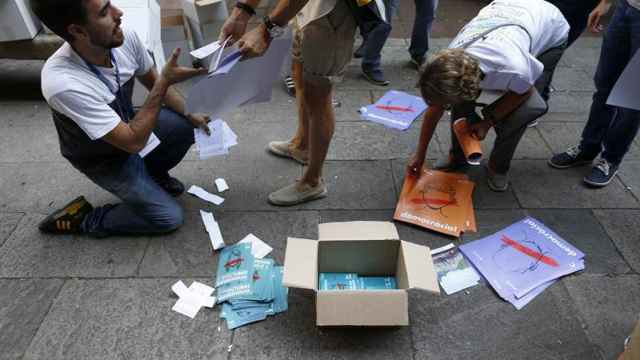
left=453, top=118, right=483, bottom=165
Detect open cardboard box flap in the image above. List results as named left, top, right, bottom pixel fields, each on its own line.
left=398, top=241, right=440, bottom=294
left=282, top=237, right=318, bottom=290
left=318, top=221, right=399, bottom=241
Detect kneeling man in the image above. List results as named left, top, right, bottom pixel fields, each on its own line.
left=32, top=0, right=209, bottom=237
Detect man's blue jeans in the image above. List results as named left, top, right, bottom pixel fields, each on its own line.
left=409, top=0, right=439, bottom=59
left=80, top=108, right=194, bottom=237
left=580, top=0, right=640, bottom=166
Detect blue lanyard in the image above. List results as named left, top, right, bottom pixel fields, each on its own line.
left=84, top=49, right=130, bottom=122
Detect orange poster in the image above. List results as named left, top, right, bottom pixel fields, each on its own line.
left=394, top=169, right=476, bottom=237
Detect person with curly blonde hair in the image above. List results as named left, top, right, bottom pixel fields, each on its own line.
left=408, top=0, right=569, bottom=191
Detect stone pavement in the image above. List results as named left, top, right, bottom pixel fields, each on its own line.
left=1, top=30, right=640, bottom=360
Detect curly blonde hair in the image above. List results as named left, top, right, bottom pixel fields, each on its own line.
left=417, top=49, right=483, bottom=105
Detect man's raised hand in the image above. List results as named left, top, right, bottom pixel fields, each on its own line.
left=160, top=48, right=207, bottom=85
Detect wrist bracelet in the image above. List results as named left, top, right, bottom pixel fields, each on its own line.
left=235, top=2, right=256, bottom=16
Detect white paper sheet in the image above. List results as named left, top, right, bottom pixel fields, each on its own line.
left=188, top=281, right=217, bottom=308
left=171, top=280, right=190, bottom=298
left=194, top=120, right=238, bottom=159
left=138, top=132, right=160, bottom=158
left=440, top=267, right=481, bottom=295
left=607, top=50, right=640, bottom=111
left=188, top=185, right=224, bottom=205
left=215, top=178, right=229, bottom=192
left=238, top=233, right=273, bottom=259
left=172, top=297, right=200, bottom=318
left=199, top=210, right=225, bottom=250
left=190, top=40, right=223, bottom=60
left=186, top=36, right=293, bottom=119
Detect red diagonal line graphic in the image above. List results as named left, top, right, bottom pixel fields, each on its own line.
left=375, top=105, right=414, bottom=112
left=501, top=235, right=559, bottom=267
left=410, top=198, right=454, bottom=206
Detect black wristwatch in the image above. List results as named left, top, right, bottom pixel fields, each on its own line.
left=262, top=15, right=285, bottom=39
left=235, top=2, right=256, bottom=16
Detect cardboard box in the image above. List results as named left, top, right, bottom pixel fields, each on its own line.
left=112, top=0, right=166, bottom=70
left=282, top=221, right=439, bottom=326
left=0, top=0, right=42, bottom=42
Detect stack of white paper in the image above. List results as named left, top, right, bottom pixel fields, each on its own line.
left=194, top=119, right=238, bottom=159
left=171, top=280, right=217, bottom=319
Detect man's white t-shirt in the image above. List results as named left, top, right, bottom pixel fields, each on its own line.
left=449, top=0, right=569, bottom=94
left=41, top=28, right=154, bottom=141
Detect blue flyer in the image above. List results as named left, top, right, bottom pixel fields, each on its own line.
left=359, top=276, right=397, bottom=290
left=215, top=243, right=254, bottom=287
left=319, top=273, right=359, bottom=290
left=359, top=90, right=427, bottom=130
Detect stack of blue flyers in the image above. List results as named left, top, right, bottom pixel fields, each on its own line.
left=215, top=244, right=288, bottom=329
left=359, top=90, right=427, bottom=130
left=318, top=273, right=397, bottom=290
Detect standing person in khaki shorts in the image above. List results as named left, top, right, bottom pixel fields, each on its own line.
left=218, top=0, right=357, bottom=206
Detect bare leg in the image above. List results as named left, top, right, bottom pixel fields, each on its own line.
left=300, top=78, right=334, bottom=186
left=290, top=59, right=309, bottom=152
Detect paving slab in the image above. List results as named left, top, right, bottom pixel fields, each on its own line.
left=539, top=123, right=640, bottom=160
left=593, top=209, right=640, bottom=273
left=0, top=213, right=149, bottom=278
left=294, top=160, right=397, bottom=210
left=0, top=125, right=64, bottom=162
left=509, top=160, right=639, bottom=209
left=0, top=162, right=117, bottom=214
left=23, top=279, right=231, bottom=360
left=526, top=209, right=630, bottom=275
left=319, top=209, right=453, bottom=249
left=478, top=126, right=553, bottom=160
left=342, top=64, right=419, bottom=91
left=0, top=212, right=23, bottom=248
left=549, top=67, right=595, bottom=92
left=172, top=157, right=302, bottom=212
left=231, top=292, right=414, bottom=360
left=537, top=111, right=588, bottom=123
left=563, top=274, right=640, bottom=360
left=547, top=91, right=593, bottom=115
left=618, top=161, right=640, bottom=201
left=138, top=210, right=318, bottom=277
left=558, top=43, right=602, bottom=72
left=409, top=281, right=601, bottom=360
left=0, top=101, right=51, bottom=127
left=0, top=279, right=64, bottom=360
left=391, top=160, right=522, bottom=210
left=327, top=122, right=427, bottom=161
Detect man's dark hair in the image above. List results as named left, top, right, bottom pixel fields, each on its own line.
left=30, top=0, right=88, bottom=42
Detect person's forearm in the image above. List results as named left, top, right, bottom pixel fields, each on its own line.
left=269, top=0, right=310, bottom=26
left=415, top=106, right=445, bottom=160
left=128, top=77, right=170, bottom=149
left=163, top=86, right=186, bottom=116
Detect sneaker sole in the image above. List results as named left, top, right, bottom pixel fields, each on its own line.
left=547, top=159, right=592, bottom=169
left=268, top=188, right=328, bottom=206
left=487, top=180, right=509, bottom=192
left=361, top=72, right=390, bottom=86
left=266, top=144, right=309, bottom=165
left=583, top=170, right=618, bottom=187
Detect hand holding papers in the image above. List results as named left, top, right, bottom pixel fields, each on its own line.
left=194, top=119, right=238, bottom=159
left=186, top=35, right=293, bottom=119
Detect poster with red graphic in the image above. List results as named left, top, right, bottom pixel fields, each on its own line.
left=394, top=169, right=476, bottom=237
left=459, top=217, right=585, bottom=309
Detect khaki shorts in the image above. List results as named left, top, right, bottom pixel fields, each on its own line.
left=291, top=1, right=357, bottom=86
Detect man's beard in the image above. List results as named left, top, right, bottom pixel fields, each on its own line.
left=88, top=27, right=124, bottom=49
